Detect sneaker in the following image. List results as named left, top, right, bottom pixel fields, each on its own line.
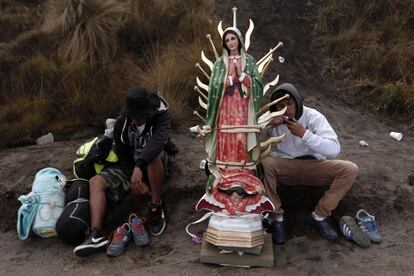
left=107, top=223, right=132, bottom=257
left=270, top=219, right=287, bottom=244
left=129, top=213, right=150, bottom=246
left=355, top=209, right=381, bottom=243
left=339, top=216, right=371, bottom=248
left=149, top=203, right=166, bottom=236
left=308, top=215, right=338, bottom=240
left=74, top=228, right=108, bottom=257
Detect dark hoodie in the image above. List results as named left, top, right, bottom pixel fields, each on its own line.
left=269, top=83, right=303, bottom=120
left=113, top=96, right=172, bottom=170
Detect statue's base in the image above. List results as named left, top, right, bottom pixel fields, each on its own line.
left=200, top=233, right=274, bottom=267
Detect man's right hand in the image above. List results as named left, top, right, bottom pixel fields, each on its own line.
left=269, top=115, right=289, bottom=127
left=131, top=166, right=149, bottom=195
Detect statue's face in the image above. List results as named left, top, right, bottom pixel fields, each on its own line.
left=224, top=33, right=239, bottom=53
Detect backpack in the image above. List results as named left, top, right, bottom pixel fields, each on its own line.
left=73, top=135, right=118, bottom=179
left=56, top=179, right=90, bottom=245
left=17, top=167, right=66, bottom=239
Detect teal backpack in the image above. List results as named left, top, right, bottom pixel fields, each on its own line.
left=17, top=167, right=66, bottom=240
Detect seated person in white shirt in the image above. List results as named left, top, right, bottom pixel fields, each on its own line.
left=260, top=83, right=358, bottom=244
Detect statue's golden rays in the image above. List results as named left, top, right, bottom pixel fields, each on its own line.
left=206, top=34, right=219, bottom=60
left=232, top=7, right=237, bottom=27
left=194, top=86, right=208, bottom=102
left=196, top=77, right=209, bottom=92
left=257, top=42, right=283, bottom=65
left=195, top=63, right=210, bottom=80
left=201, top=50, right=213, bottom=71
left=244, top=19, right=254, bottom=51
left=260, top=56, right=273, bottom=77
left=263, top=75, right=280, bottom=96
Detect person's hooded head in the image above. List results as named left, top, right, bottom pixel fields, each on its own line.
left=269, top=83, right=304, bottom=120
left=122, top=86, right=160, bottom=121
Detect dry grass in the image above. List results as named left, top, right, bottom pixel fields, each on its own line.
left=127, top=0, right=182, bottom=39
left=122, top=41, right=205, bottom=126
left=0, top=0, right=218, bottom=148
left=42, top=0, right=129, bottom=67
left=0, top=1, right=42, bottom=42
left=315, top=0, right=414, bottom=123
left=0, top=95, right=54, bottom=147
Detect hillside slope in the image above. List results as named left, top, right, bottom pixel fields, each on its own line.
left=0, top=0, right=413, bottom=274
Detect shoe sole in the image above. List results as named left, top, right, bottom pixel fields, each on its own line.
left=130, top=222, right=151, bottom=246
left=132, top=232, right=150, bottom=246
left=272, top=237, right=286, bottom=244
left=340, top=216, right=371, bottom=248
left=134, top=235, right=151, bottom=247
left=107, top=243, right=128, bottom=257
left=150, top=209, right=166, bottom=236
left=367, top=235, right=381, bottom=243
left=74, top=240, right=108, bottom=257
left=150, top=220, right=166, bottom=236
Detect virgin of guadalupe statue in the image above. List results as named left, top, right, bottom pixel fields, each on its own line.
left=199, top=26, right=265, bottom=215
left=192, top=8, right=285, bottom=216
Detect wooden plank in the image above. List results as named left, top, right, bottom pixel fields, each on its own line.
left=205, top=228, right=264, bottom=247
left=200, top=233, right=274, bottom=267
left=205, top=238, right=264, bottom=248
left=205, top=234, right=264, bottom=243
left=206, top=228, right=264, bottom=238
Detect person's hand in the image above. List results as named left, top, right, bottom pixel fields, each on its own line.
left=285, top=117, right=306, bottom=137
left=229, top=61, right=237, bottom=80
left=268, top=115, right=289, bottom=128
left=235, top=60, right=242, bottom=76
left=131, top=167, right=149, bottom=195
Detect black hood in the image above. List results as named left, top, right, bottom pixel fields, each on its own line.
left=269, top=83, right=303, bottom=120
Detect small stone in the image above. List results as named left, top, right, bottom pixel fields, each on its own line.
left=36, top=133, right=54, bottom=145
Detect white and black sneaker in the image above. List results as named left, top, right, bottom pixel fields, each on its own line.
left=149, top=203, right=166, bottom=236
left=74, top=229, right=108, bottom=257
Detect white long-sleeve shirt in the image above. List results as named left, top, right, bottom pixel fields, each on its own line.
left=261, top=106, right=340, bottom=160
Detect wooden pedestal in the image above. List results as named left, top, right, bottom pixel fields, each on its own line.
left=200, top=233, right=274, bottom=267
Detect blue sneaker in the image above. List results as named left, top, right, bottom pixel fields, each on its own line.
left=129, top=213, right=150, bottom=246
left=107, top=223, right=132, bottom=257
left=339, top=216, right=371, bottom=248
left=270, top=220, right=287, bottom=244
left=355, top=209, right=381, bottom=243
left=308, top=215, right=338, bottom=240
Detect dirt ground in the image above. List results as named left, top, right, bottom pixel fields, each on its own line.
left=1, top=0, right=413, bottom=275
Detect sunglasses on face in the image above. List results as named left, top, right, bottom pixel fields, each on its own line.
left=225, top=36, right=237, bottom=43
left=275, top=98, right=293, bottom=110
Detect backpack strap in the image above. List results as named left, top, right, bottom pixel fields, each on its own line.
left=17, top=193, right=40, bottom=240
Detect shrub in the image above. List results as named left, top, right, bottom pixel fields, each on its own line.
left=122, top=41, right=205, bottom=127
left=0, top=0, right=218, bottom=148
left=42, top=0, right=129, bottom=67
left=315, top=0, right=414, bottom=123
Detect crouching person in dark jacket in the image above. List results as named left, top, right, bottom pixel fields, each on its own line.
left=74, top=86, right=176, bottom=257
